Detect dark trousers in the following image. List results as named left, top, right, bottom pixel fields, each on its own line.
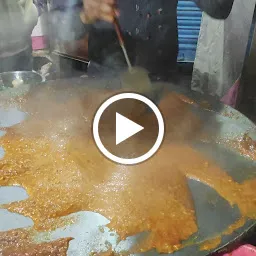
left=0, top=47, right=33, bottom=73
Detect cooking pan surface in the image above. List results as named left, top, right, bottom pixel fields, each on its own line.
left=0, top=77, right=255, bottom=256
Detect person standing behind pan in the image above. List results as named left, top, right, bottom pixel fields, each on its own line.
left=54, top=0, right=234, bottom=80
left=0, top=0, right=38, bottom=73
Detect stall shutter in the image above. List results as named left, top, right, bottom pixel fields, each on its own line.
left=177, top=0, right=202, bottom=62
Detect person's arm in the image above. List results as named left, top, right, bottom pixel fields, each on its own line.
left=194, top=0, right=234, bottom=19
left=50, top=0, right=118, bottom=42
left=49, top=7, right=91, bottom=42
left=20, top=0, right=38, bottom=34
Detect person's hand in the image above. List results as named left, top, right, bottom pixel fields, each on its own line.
left=80, top=0, right=119, bottom=24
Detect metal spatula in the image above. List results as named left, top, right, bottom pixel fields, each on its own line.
left=113, top=18, right=153, bottom=94
left=113, top=18, right=133, bottom=72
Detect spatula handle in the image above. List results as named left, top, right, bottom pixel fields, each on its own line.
left=113, top=18, right=133, bottom=71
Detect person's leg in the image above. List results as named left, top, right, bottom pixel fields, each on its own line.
left=13, top=46, right=33, bottom=71
left=0, top=55, right=17, bottom=73
left=0, top=46, right=33, bottom=73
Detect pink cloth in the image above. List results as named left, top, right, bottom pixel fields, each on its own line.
left=32, top=36, right=47, bottom=50
left=223, top=245, right=256, bottom=256
left=220, top=77, right=240, bottom=108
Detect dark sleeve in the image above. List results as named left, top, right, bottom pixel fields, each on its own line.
left=194, top=0, right=234, bottom=19
left=50, top=8, right=91, bottom=41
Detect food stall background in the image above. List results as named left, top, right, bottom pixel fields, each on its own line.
left=31, top=0, right=256, bottom=120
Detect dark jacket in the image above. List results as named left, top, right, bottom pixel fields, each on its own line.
left=54, top=0, right=234, bottom=76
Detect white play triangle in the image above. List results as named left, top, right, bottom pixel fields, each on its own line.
left=116, top=112, right=144, bottom=145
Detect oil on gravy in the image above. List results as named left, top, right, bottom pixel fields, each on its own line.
left=0, top=85, right=255, bottom=255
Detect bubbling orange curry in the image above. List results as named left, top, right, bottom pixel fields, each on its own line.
left=0, top=85, right=255, bottom=255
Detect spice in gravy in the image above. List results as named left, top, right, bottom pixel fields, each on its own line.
left=0, top=228, right=72, bottom=255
